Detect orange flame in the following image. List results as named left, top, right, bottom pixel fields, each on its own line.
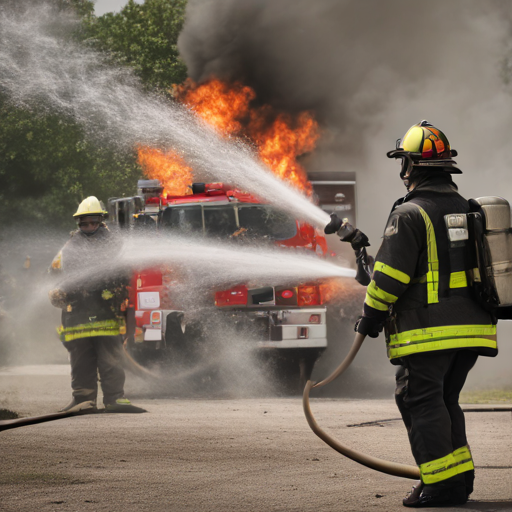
left=176, top=78, right=256, bottom=135
left=137, top=78, right=319, bottom=195
left=136, top=146, right=193, bottom=196
left=319, top=278, right=366, bottom=306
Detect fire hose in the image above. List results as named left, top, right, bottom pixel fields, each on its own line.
left=0, top=402, right=95, bottom=432
left=302, top=332, right=420, bottom=479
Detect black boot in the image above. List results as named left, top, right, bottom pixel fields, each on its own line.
left=464, top=469, right=475, bottom=498
left=403, top=474, right=467, bottom=508
left=403, top=481, right=424, bottom=506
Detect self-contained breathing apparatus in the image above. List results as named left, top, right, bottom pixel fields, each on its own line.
left=327, top=195, right=512, bottom=320
left=459, top=196, right=512, bottom=318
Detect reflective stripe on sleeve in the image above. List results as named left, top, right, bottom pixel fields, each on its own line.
left=420, top=445, right=474, bottom=485
left=373, top=261, right=410, bottom=284
left=387, top=324, right=497, bottom=359
left=364, top=280, right=398, bottom=311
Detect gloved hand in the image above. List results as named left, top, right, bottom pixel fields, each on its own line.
left=324, top=214, right=370, bottom=250
left=48, top=288, right=67, bottom=309
left=354, top=315, right=384, bottom=338
left=346, top=229, right=370, bottom=251
left=324, top=213, right=343, bottom=234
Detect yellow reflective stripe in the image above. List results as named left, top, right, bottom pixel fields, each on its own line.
left=414, top=205, right=439, bottom=304
left=420, top=445, right=474, bottom=485
left=450, top=271, right=468, bottom=289
left=390, top=324, right=496, bottom=343
left=60, top=328, right=121, bottom=342
left=57, top=319, right=122, bottom=342
left=452, top=445, right=475, bottom=475
left=387, top=324, right=497, bottom=359
left=365, top=281, right=397, bottom=311
left=58, top=319, right=120, bottom=333
left=364, top=293, right=389, bottom=312
left=367, top=281, right=398, bottom=304
left=420, top=453, right=458, bottom=484
left=374, top=261, right=410, bottom=284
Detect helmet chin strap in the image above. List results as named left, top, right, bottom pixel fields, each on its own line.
left=399, top=154, right=414, bottom=191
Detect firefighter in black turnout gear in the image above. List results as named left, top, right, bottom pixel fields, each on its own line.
left=326, top=121, right=498, bottom=508
left=49, top=197, right=145, bottom=414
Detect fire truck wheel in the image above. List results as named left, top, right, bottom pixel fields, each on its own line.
left=268, top=348, right=323, bottom=396
left=164, top=312, right=203, bottom=365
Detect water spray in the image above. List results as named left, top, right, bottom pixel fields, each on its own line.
left=53, top=233, right=356, bottom=292
left=0, top=3, right=330, bottom=229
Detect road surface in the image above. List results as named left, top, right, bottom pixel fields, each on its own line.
left=0, top=366, right=511, bottom=512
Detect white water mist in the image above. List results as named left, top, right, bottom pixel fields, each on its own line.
left=0, top=3, right=330, bottom=229
left=57, top=233, right=356, bottom=291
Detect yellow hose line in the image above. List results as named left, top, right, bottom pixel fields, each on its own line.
left=303, top=332, right=420, bottom=480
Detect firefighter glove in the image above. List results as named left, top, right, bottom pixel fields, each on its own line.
left=354, top=315, right=383, bottom=338
left=348, top=229, right=370, bottom=251
left=48, top=288, right=68, bottom=309
left=326, top=215, right=371, bottom=250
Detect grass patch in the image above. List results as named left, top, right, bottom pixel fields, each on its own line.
left=0, top=409, right=19, bottom=420
left=460, top=389, right=512, bottom=404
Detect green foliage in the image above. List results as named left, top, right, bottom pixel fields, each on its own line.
left=0, top=99, right=142, bottom=227
left=86, top=0, right=188, bottom=93
left=1, top=0, right=189, bottom=227
left=57, top=0, right=95, bottom=18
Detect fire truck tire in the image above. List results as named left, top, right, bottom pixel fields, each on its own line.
left=271, top=348, right=324, bottom=396
left=164, top=313, right=203, bottom=364
left=128, top=341, right=161, bottom=366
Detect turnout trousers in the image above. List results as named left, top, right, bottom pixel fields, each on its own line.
left=63, top=335, right=125, bottom=405
left=395, top=349, right=478, bottom=484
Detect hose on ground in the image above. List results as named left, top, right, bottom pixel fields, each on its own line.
left=302, top=332, right=420, bottom=480
left=0, top=404, right=95, bottom=432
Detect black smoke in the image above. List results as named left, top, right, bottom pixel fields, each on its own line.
left=178, top=0, right=512, bottom=389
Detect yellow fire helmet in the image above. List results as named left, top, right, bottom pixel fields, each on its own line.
left=387, top=120, right=461, bottom=179
left=73, top=196, right=107, bottom=218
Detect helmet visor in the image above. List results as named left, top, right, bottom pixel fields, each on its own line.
left=78, top=215, right=102, bottom=233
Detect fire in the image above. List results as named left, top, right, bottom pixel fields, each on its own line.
left=319, top=278, right=366, bottom=305
left=136, top=146, right=193, bottom=196
left=175, top=78, right=256, bottom=135
left=137, top=78, right=319, bottom=195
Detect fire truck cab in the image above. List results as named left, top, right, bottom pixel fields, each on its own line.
left=108, top=180, right=330, bottom=389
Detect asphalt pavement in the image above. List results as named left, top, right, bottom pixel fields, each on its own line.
left=0, top=366, right=511, bottom=512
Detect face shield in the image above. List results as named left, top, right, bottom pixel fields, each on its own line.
left=78, top=215, right=103, bottom=235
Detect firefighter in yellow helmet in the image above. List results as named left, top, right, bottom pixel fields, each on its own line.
left=325, top=121, right=497, bottom=507
left=49, top=197, right=145, bottom=414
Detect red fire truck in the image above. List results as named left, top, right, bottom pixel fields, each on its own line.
left=108, top=180, right=331, bottom=389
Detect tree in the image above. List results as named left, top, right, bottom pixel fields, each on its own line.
left=0, top=102, right=142, bottom=227
left=0, top=0, right=189, bottom=226
left=86, top=0, right=188, bottom=93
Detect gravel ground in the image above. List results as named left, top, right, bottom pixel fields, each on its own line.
left=0, top=367, right=511, bottom=512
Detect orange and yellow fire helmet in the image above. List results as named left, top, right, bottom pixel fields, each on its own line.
left=387, top=120, right=461, bottom=179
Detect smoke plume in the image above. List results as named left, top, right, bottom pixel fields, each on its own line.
left=179, top=0, right=512, bottom=236
left=179, top=0, right=512, bottom=389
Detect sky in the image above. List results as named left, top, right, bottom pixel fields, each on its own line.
left=93, top=0, right=142, bottom=16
